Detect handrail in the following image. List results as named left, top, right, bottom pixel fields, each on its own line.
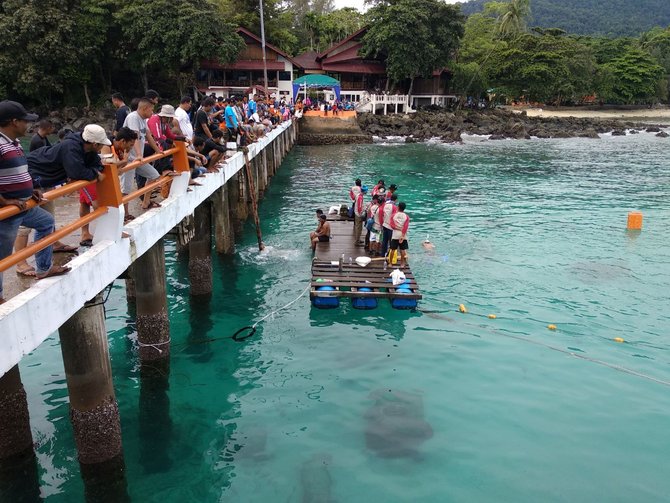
left=0, top=207, right=108, bottom=273
left=0, top=140, right=191, bottom=274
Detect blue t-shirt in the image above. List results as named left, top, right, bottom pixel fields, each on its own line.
left=247, top=99, right=257, bottom=118
left=225, top=105, right=239, bottom=129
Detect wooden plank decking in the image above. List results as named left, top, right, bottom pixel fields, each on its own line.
left=310, top=216, right=422, bottom=302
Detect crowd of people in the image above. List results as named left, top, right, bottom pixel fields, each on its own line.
left=0, top=90, right=296, bottom=303
left=310, top=178, right=411, bottom=267
left=296, top=96, right=357, bottom=115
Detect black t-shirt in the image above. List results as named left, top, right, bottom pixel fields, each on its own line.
left=29, top=133, right=51, bottom=152
left=193, top=109, right=210, bottom=137
left=115, top=105, right=129, bottom=132
left=204, top=138, right=226, bottom=154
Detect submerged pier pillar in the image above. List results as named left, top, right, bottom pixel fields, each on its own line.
left=212, top=185, right=235, bottom=254
left=135, top=239, right=170, bottom=361
left=0, top=365, right=40, bottom=503
left=189, top=202, right=213, bottom=296
left=59, top=294, right=129, bottom=501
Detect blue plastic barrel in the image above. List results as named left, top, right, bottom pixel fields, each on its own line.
left=313, top=285, right=340, bottom=309
left=352, top=287, right=378, bottom=310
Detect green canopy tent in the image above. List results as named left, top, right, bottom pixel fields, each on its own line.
left=292, top=74, right=341, bottom=101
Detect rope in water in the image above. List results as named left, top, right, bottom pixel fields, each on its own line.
left=185, top=284, right=312, bottom=347
left=421, top=307, right=670, bottom=388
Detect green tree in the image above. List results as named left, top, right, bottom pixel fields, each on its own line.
left=497, top=0, right=531, bottom=39
left=117, top=0, right=244, bottom=93
left=599, top=48, right=665, bottom=103
left=362, top=0, right=465, bottom=94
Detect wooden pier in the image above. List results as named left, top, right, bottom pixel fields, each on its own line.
left=310, top=216, right=422, bottom=308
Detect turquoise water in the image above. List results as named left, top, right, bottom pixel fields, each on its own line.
left=19, top=134, right=670, bottom=501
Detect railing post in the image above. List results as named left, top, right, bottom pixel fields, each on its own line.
left=92, top=162, right=124, bottom=243
left=169, top=140, right=190, bottom=198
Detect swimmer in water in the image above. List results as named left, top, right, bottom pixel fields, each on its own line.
left=422, top=234, right=435, bottom=251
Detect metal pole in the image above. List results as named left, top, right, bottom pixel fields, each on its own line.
left=259, top=0, right=269, bottom=92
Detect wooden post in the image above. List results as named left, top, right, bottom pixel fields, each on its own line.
left=211, top=185, right=234, bottom=254
left=189, top=202, right=213, bottom=297
left=243, top=152, right=265, bottom=251
left=134, top=239, right=170, bottom=361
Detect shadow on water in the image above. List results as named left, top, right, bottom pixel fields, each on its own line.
left=79, top=454, right=130, bottom=503
left=0, top=447, right=41, bottom=503
left=138, top=357, right=173, bottom=475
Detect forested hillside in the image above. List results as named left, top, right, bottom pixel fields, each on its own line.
left=459, top=0, right=670, bottom=36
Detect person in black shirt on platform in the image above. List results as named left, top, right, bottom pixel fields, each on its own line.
left=193, top=97, right=215, bottom=140
left=112, top=93, right=129, bottom=135
left=29, top=119, right=54, bottom=152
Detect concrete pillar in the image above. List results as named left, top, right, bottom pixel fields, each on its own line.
left=0, top=365, right=40, bottom=503
left=124, top=268, right=136, bottom=305
left=138, top=360, right=172, bottom=475
left=226, top=174, right=243, bottom=237
left=134, top=239, right=170, bottom=361
left=211, top=185, right=234, bottom=254
left=267, top=141, right=275, bottom=177
left=189, top=202, right=213, bottom=297
left=59, top=294, right=123, bottom=466
left=237, top=170, right=249, bottom=222
left=0, top=366, right=33, bottom=459
left=260, top=149, right=269, bottom=195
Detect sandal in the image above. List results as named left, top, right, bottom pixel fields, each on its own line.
left=79, top=239, right=93, bottom=247
left=142, top=201, right=161, bottom=210
left=36, top=265, right=71, bottom=280
left=16, top=265, right=36, bottom=277
left=53, top=244, right=78, bottom=253
left=124, top=214, right=136, bottom=223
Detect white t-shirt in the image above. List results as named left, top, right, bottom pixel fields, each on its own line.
left=175, top=106, right=193, bottom=141
left=123, top=111, right=147, bottom=160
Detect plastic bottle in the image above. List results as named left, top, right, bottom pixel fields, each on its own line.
left=349, top=256, right=353, bottom=265
left=383, top=261, right=388, bottom=271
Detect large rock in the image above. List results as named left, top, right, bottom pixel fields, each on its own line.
left=656, top=131, right=669, bottom=138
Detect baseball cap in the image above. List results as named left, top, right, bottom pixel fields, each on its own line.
left=0, top=100, right=39, bottom=122
left=82, top=124, right=112, bottom=145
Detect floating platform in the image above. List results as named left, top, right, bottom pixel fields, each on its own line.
left=310, top=216, right=422, bottom=309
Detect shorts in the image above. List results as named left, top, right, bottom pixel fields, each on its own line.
left=390, top=239, right=408, bottom=250
left=79, top=183, right=97, bottom=204
left=369, top=229, right=380, bottom=243
left=318, top=235, right=330, bottom=242
left=120, top=163, right=160, bottom=194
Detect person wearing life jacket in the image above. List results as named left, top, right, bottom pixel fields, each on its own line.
left=367, top=194, right=383, bottom=256
left=385, top=183, right=397, bottom=201
left=349, top=177, right=362, bottom=202
left=379, top=193, right=398, bottom=256
left=371, top=179, right=385, bottom=197
left=353, top=184, right=367, bottom=246
left=390, top=201, right=410, bottom=267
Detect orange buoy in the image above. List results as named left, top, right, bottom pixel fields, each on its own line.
left=627, top=212, right=643, bottom=230
left=547, top=324, right=557, bottom=331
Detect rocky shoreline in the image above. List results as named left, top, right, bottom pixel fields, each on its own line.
left=357, top=109, right=669, bottom=142
left=39, top=107, right=116, bottom=134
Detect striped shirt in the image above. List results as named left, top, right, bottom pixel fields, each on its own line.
left=0, top=131, right=32, bottom=199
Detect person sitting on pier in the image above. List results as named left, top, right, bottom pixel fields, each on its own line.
left=0, top=100, right=71, bottom=295
left=79, top=127, right=137, bottom=242
left=192, top=129, right=226, bottom=172
left=311, top=214, right=330, bottom=252
left=309, top=209, right=324, bottom=243
left=379, top=193, right=398, bottom=257
left=389, top=202, right=410, bottom=267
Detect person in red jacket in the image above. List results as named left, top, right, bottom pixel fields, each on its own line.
left=390, top=201, right=410, bottom=267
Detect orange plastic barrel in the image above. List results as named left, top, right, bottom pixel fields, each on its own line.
left=627, top=211, right=643, bottom=230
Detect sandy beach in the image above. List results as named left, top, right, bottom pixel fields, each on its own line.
left=516, top=106, right=670, bottom=123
